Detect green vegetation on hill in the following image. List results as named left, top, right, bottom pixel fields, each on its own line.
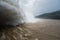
left=36, top=10, right=60, bottom=19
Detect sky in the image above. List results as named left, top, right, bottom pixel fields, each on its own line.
left=19, top=0, right=60, bottom=22
left=33, top=0, right=60, bottom=16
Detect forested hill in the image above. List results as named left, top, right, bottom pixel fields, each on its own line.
left=36, top=10, right=60, bottom=19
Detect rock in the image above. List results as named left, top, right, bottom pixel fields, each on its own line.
left=0, top=0, right=25, bottom=30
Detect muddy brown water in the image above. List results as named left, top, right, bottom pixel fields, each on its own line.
left=0, top=19, right=60, bottom=40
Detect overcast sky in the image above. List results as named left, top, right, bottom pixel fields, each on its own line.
left=33, top=0, right=60, bottom=16
left=19, top=0, right=60, bottom=15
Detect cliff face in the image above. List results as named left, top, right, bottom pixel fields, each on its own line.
left=36, top=10, right=60, bottom=19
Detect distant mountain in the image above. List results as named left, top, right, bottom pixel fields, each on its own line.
left=36, top=10, right=60, bottom=19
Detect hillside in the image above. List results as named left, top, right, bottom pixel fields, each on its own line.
left=36, top=10, right=60, bottom=19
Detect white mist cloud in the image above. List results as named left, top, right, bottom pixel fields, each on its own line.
left=19, top=0, right=38, bottom=23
